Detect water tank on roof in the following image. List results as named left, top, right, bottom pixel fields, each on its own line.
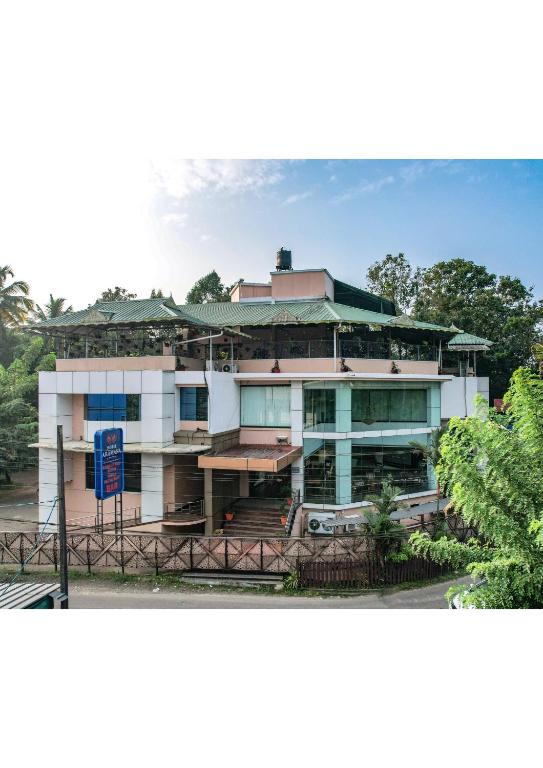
left=276, top=247, right=293, bottom=271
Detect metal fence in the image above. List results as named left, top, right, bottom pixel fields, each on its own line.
left=297, top=556, right=450, bottom=588
left=0, top=530, right=380, bottom=575
left=0, top=514, right=471, bottom=577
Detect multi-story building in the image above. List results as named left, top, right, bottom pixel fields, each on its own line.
left=32, top=250, right=492, bottom=536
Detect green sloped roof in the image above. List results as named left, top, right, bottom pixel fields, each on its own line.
left=448, top=332, right=493, bottom=348
left=174, top=299, right=449, bottom=331
left=32, top=296, right=470, bottom=336
left=32, top=298, right=191, bottom=329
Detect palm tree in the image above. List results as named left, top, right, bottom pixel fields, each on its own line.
left=410, top=426, right=447, bottom=525
left=0, top=265, right=33, bottom=326
left=361, top=479, right=407, bottom=560
left=35, top=294, right=73, bottom=321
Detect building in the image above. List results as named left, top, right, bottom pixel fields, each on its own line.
left=32, top=250, right=492, bottom=536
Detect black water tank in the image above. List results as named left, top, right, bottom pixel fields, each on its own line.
left=276, top=247, right=293, bottom=271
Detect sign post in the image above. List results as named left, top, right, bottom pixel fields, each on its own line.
left=94, top=428, right=124, bottom=533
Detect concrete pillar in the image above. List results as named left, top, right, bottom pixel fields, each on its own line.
left=141, top=453, right=173, bottom=523
left=335, top=383, right=351, bottom=432
left=335, top=438, right=352, bottom=505
left=240, top=470, right=249, bottom=497
left=204, top=467, right=213, bottom=534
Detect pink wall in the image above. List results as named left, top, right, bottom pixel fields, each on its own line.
left=64, top=452, right=141, bottom=522
left=236, top=358, right=439, bottom=375
left=271, top=270, right=334, bottom=300
left=72, top=395, right=85, bottom=441
left=231, top=283, right=272, bottom=302
left=57, top=356, right=176, bottom=372
left=239, top=427, right=292, bottom=445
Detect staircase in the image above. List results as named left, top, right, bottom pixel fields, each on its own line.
left=222, top=498, right=287, bottom=537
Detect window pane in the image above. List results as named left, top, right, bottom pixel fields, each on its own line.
left=180, top=388, right=197, bottom=420
left=124, top=453, right=141, bottom=492
left=85, top=453, right=95, bottom=490
left=303, top=388, right=335, bottom=431
left=126, top=395, right=140, bottom=421
left=303, top=439, right=336, bottom=503
left=195, top=388, right=208, bottom=420
left=241, top=387, right=290, bottom=427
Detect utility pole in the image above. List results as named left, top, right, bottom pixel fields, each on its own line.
left=56, top=424, right=69, bottom=609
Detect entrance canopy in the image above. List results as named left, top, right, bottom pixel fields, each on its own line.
left=198, top=444, right=302, bottom=473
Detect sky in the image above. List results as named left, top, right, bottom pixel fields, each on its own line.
left=5, top=159, right=543, bottom=309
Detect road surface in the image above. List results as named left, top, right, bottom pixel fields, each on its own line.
left=68, top=576, right=469, bottom=608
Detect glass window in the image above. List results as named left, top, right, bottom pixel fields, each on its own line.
left=180, top=387, right=208, bottom=421
left=84, top=394, right=140, bottom=422
left=303, top=388, right=336, bottom=431
left=240, top=386, right=291, bottom=427
left=303, top=439, right=336, bottom=503
left=352, top=388, right=427, bottom=425
left=85, top=452, right=141, bottom=492
left=351, top=444, right=429, bottom=500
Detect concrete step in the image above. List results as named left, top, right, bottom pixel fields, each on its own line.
left=181, top=571, right=284, bottom=586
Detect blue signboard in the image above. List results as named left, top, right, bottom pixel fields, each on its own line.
left=94, top=428, right=124, bottom=500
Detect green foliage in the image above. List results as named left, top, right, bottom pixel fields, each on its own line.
left=0, top=265, right=34, bottom=326
left=186, top=270, right=231, bottom=304
left=0, top=335, right=54, bottom=484
left=150, top=288, right=164, bottom=298
left=410, top=367, right=543, bottom=608
left=365, top=253, right=424, bottom=314
left=412, top=258, right=543, bottom=399
left=283, top=571, right=300, bottom=592
left=98, top=287, right=137, bottom=301
left=386, top=543, right=414, bottom=564
left=35, top=294, right=73, bottom=320
left=361, top=479, right=407, bottom=559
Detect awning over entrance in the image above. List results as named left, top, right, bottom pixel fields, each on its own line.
left=30, top=440, right=210, bottom=455
left=198, top=444, right=302, bottom=473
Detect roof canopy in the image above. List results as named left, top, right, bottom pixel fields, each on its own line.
left=448, top=332, right=493, bottom=351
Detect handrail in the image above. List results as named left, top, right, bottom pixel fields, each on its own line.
left=164, top=498, right=205, bottom=520
left=284, top=489, right=301, bottom=536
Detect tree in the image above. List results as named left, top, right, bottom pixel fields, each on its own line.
left=35, top=294, right=73, bottom=321
left=186, top=270, right=231, bottom=304
left=0, top=335, right=55, bottom=484
left=150, top=288, right=164, bottom=298
left=98, top=287, right=137, bottom=302
left=360, top=479, right=407, bottom=560
left=413, top=259, right=543, bottom=399
left=0, top=265, right=34, bottom=326
left=410, top=367, right=543, bottom=608
left=409, top=426, right=447, bottom=529
left=365, top=253, right=424, bottom=314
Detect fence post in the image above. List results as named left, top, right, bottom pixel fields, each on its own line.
left=155, top=539, right=159, bottom=576
left=260, top=539, right=264, bottom=571
left=87, top=535, right=91, bottom=575
left=189, top=536, right=193, bottom=570
left=53, top=533, right=58, bottom=573
left=120, top=534, right=125, bottom=575
left=224, top=538, right=228, bottom=570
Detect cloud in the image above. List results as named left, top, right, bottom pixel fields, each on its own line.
left=331, top=175, right=395, bottom=203
left=399, top=159, right=465, bottom=184
left=160, top=211, right=188, bottom=226
left=152, top=159, right=285, bottom=200
left=282, top=190, right=313, bottom=205
left=200, top=233, right=214, bottom=242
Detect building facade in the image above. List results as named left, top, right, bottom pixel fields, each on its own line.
left=33, top=254, right=492, bottom=535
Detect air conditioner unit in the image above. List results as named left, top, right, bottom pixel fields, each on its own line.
left=221, top=363, right=238, bottom=373
left=307, top=512, right=335, bottom=535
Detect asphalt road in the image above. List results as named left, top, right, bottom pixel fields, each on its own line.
left=68, top=576, right=470, bottom=609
